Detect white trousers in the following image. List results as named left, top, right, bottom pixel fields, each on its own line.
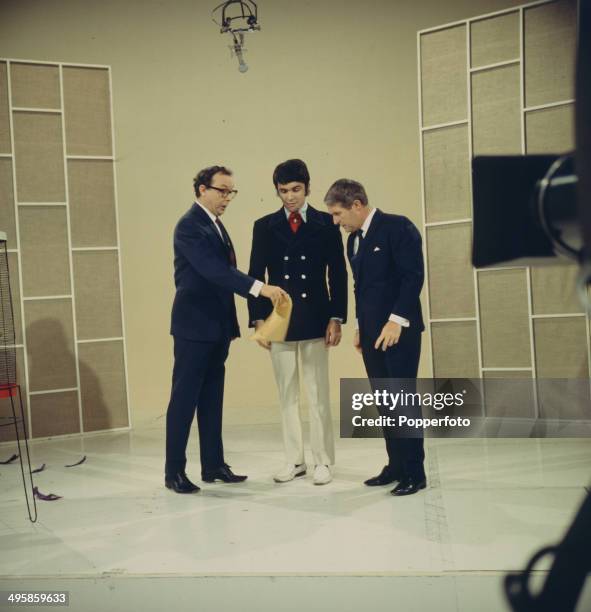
left=270, top=338, right=335, bottom=466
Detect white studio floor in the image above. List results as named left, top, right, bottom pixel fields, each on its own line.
left=1, top=422, right=590, bottom=612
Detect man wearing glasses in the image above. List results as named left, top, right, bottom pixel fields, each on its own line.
left=165, top=165, right=287, bottom=493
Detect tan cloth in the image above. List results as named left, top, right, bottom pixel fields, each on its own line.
left=250, top=295, right=293, bottom=342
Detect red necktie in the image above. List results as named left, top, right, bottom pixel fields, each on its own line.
left=289, top=211, right=302, bottom=233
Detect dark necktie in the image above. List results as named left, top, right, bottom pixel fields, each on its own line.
left=353, top=229, right=364, bottom=255
left=288, top=211, right=302, bottom=234
left=215, top=218, right=237, bottom=267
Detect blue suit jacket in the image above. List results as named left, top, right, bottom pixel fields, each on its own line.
left=170, top=203, right=256, bottom=342
left=347, top=209, right=425, bottom=345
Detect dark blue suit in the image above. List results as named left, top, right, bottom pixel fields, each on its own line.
left=165, top=203, right=256, bottom=476
left=347, top=209, right=426, bottom=481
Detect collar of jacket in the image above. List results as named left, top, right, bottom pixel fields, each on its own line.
left=268, top=204, right=326, bottom=228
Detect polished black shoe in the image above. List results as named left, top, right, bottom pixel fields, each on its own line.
left=202, top=464, right=247, bottom=483
left=364, top=465, right=402, bottom=486
left=165, top=472, right=200, bottom=493
left=391, top=478, right=427, bottom=496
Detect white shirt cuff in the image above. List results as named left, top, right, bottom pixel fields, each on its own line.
left=249, top=280, right=263, bottom=297
left=330, top=317, right=343, bottom=323
left=389, top=313, right=410, bottom=327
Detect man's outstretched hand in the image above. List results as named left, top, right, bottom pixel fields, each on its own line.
left=260, top=284, right=288, bottom=306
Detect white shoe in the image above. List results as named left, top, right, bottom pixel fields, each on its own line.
left=313, top=465, right=332, bottom=485
left=273, top=463, right=306, bottom=483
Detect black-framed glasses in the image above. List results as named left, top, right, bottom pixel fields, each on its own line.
left=207, top=185, right=238, bottom=200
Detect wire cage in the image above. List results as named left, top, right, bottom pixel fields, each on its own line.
left=0, top=232, right=37, bottom=522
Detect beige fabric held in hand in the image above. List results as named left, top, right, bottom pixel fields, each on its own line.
left=250, top=295, right=293, bottom=342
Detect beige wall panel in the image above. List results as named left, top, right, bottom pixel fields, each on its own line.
left=427, top=223, right=475, bottom=319
left=24, top=298, right=77, bottom=392
left=420, top=25, right=467, bottom=127
left=74, top=251, right=122, bottom=340
left=0, top=158, right=16, bottom=248
left=531, top=264, right=582, bottom=315
left=13, top=112, right=65, bottom=202
left=79, top=340, right=128, bottom=432
left=524, top=0, right=577, bottom=107
left=423, top=125, right=471, bottom=223
left=470, top=12, right=519, bottom=68
left=472, top=65, right=521, bottom=155
left=68, top=160, right=117, bottom=247
left=10, top=63, right=60, bottom=109
left=7, top=253, right=23, bottom=345
left=483, top=370, right=535, bottom=418
left=525, top=104, right=574, bottom=154
left=478, top=269, right=531, bottom=368
left=30, top=390, right=79, bottom=438
left=535, top=317, right=588, bottom=378
left=432, top=321, right=479, bottom=378
left=0, top=347, right=27, bottom=443
left=0, top=62, right=10, bottom=153
left=63, top=67, right=112, bottom=156
left=19, top=206, right=71, bottom=297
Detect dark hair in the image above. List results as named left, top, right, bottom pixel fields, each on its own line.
left=272, top=159, right=310, bottom=194
left=324, top=178, right=369, bottom=209
left=193, top=165, right=232, bottom=195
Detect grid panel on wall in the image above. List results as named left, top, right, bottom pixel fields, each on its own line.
left=0, top=58, right=129, bottom=440
left=418, top=0, right=586, bottom=416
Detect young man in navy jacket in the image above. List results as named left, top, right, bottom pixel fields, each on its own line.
left=248, top=160, right=347, bottom=485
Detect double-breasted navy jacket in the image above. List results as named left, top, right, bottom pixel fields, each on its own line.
left=248, top=205, right=348, bottom=341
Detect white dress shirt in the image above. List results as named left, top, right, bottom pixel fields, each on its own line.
left=354, top=207, right=409, bottom=329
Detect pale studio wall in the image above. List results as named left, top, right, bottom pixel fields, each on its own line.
left=0, top=0, right=526, bottom=427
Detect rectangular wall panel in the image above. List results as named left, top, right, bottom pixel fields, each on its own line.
left=19, top=206, right=71, bottom=297
left=531, top=264, right=582, bottom=315
left=24, top=299, right=77, bottom=392
left=13, top=111, right=65, bottom=202
left=0, top=347, right=27, bottom=443
left=0, top=158, right=16, bottom=248
left=535, top=318, right=590, bottom=419
left=472, top=65, right=521, bottom=155
left=79, top=340, right=128, bottom=432
left=74, top=251, right=122, bottom=340
left=524, top=0, right=577, bottom=107
left=535, top=317, right=588, bottom=378
left=420, top=26, right=467, bottom=127
left=470, top=12, right=519, bottom=68
left=483, top=371, right=535, bottom=419
left=427, top=223, right=475, bottom=319
left=8, top=252, right=23, bottom=345
left=10, top=63, right=60, bottom=110
left=63, top=67, right=112, bottom=156
left=478, top=269, right=531, bottom=368
left=423, top=125, right=471, bottom=223
left=30, top=390, right=79, bottom=438
left=68, top=160, right=117, bottom=247
left=432, top=321, right=479, bottom=378
left=0, top=61, right=10, bottom=153
left=525, top=104, right=574, bottom=154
